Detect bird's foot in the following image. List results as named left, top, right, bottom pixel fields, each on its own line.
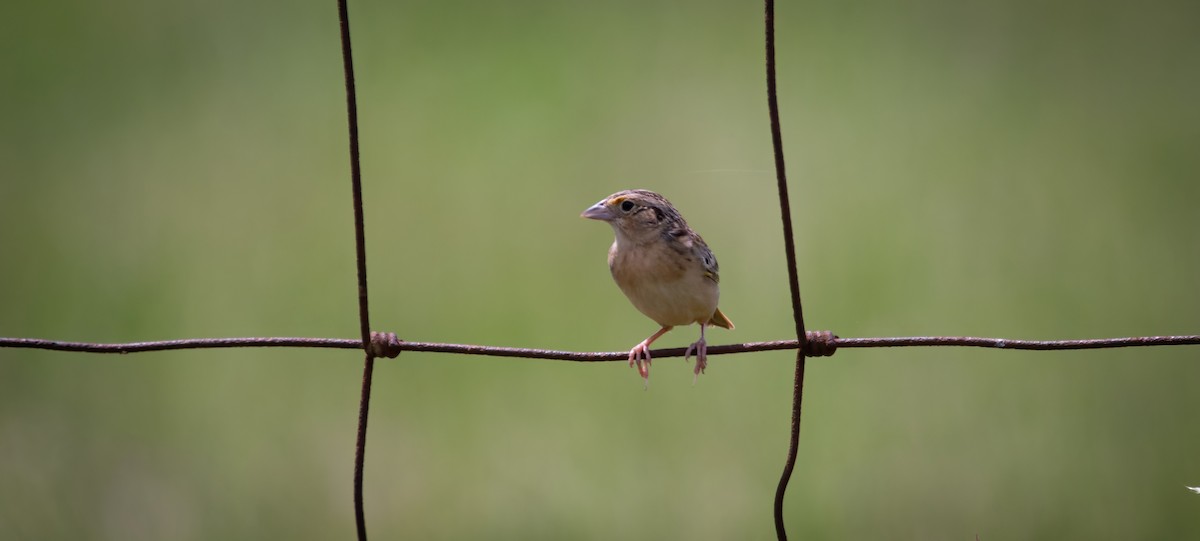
left=628, top=341, right=653, bottom=387
left=685, top=338, right=708, bottom=383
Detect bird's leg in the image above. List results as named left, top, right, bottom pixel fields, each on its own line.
left=685, top=323, right=709, bottom=383
left=629, top=326, right=672, bottom=385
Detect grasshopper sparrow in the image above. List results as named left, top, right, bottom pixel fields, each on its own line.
left=582, top=189, right=734, bottom=384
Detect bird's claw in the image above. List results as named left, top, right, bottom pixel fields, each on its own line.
left=685, top=339, right=708, bottom=383
left=628, top=342, right=652, bottom=386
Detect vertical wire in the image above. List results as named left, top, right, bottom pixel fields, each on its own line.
left=334, top=0, right=376, bottom=539
left=764, top=1, right=810, bottom=539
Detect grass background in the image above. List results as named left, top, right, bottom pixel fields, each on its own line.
left=2, top=0, right=1199, bottom=539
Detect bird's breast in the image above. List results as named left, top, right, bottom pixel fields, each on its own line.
left=609, top=241, right=719, bottom=327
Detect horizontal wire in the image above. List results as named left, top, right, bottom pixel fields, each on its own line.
left=3, top=333, right=1198, bottom=359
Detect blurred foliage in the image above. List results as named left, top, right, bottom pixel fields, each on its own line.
left=2, top=0, right=1199, bottom=539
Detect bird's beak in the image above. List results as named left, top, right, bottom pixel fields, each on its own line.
left=581, top=201, right=614, bottom=221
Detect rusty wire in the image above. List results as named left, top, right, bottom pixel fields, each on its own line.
left=5, top=333, right=1199, bottom=358
left=763, top=0, right=808, bottom=538
left=333, top=0, right=376, bottom=539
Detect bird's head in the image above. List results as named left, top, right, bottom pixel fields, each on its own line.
left=581, top=189, right=682, bottom=244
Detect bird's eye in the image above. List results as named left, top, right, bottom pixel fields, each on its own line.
left=620, top=200, right=635, bottom=212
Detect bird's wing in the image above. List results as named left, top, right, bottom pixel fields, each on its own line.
left=692, top=234, right=720, bottom=284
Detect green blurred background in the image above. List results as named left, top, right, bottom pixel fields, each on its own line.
left=2, top=0, right=1199, bottom=539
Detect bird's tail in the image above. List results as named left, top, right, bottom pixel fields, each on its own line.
left=709, top=307, right=734, bottom=330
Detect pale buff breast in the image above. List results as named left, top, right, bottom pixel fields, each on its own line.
left=609, top=240, right=720, bottom=327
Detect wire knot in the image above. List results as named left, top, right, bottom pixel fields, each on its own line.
left=802, top=330, right=838, bottom=357
left=369, top=332, right=403, bottom=359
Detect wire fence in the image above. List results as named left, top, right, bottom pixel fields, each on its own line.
left=3, top=1, right=1199, bottom=540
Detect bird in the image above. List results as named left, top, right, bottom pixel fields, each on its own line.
left=581, top=189, right=733, bottom=385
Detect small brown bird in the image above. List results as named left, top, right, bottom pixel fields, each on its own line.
left=582, top=189, right=733, bottom=384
